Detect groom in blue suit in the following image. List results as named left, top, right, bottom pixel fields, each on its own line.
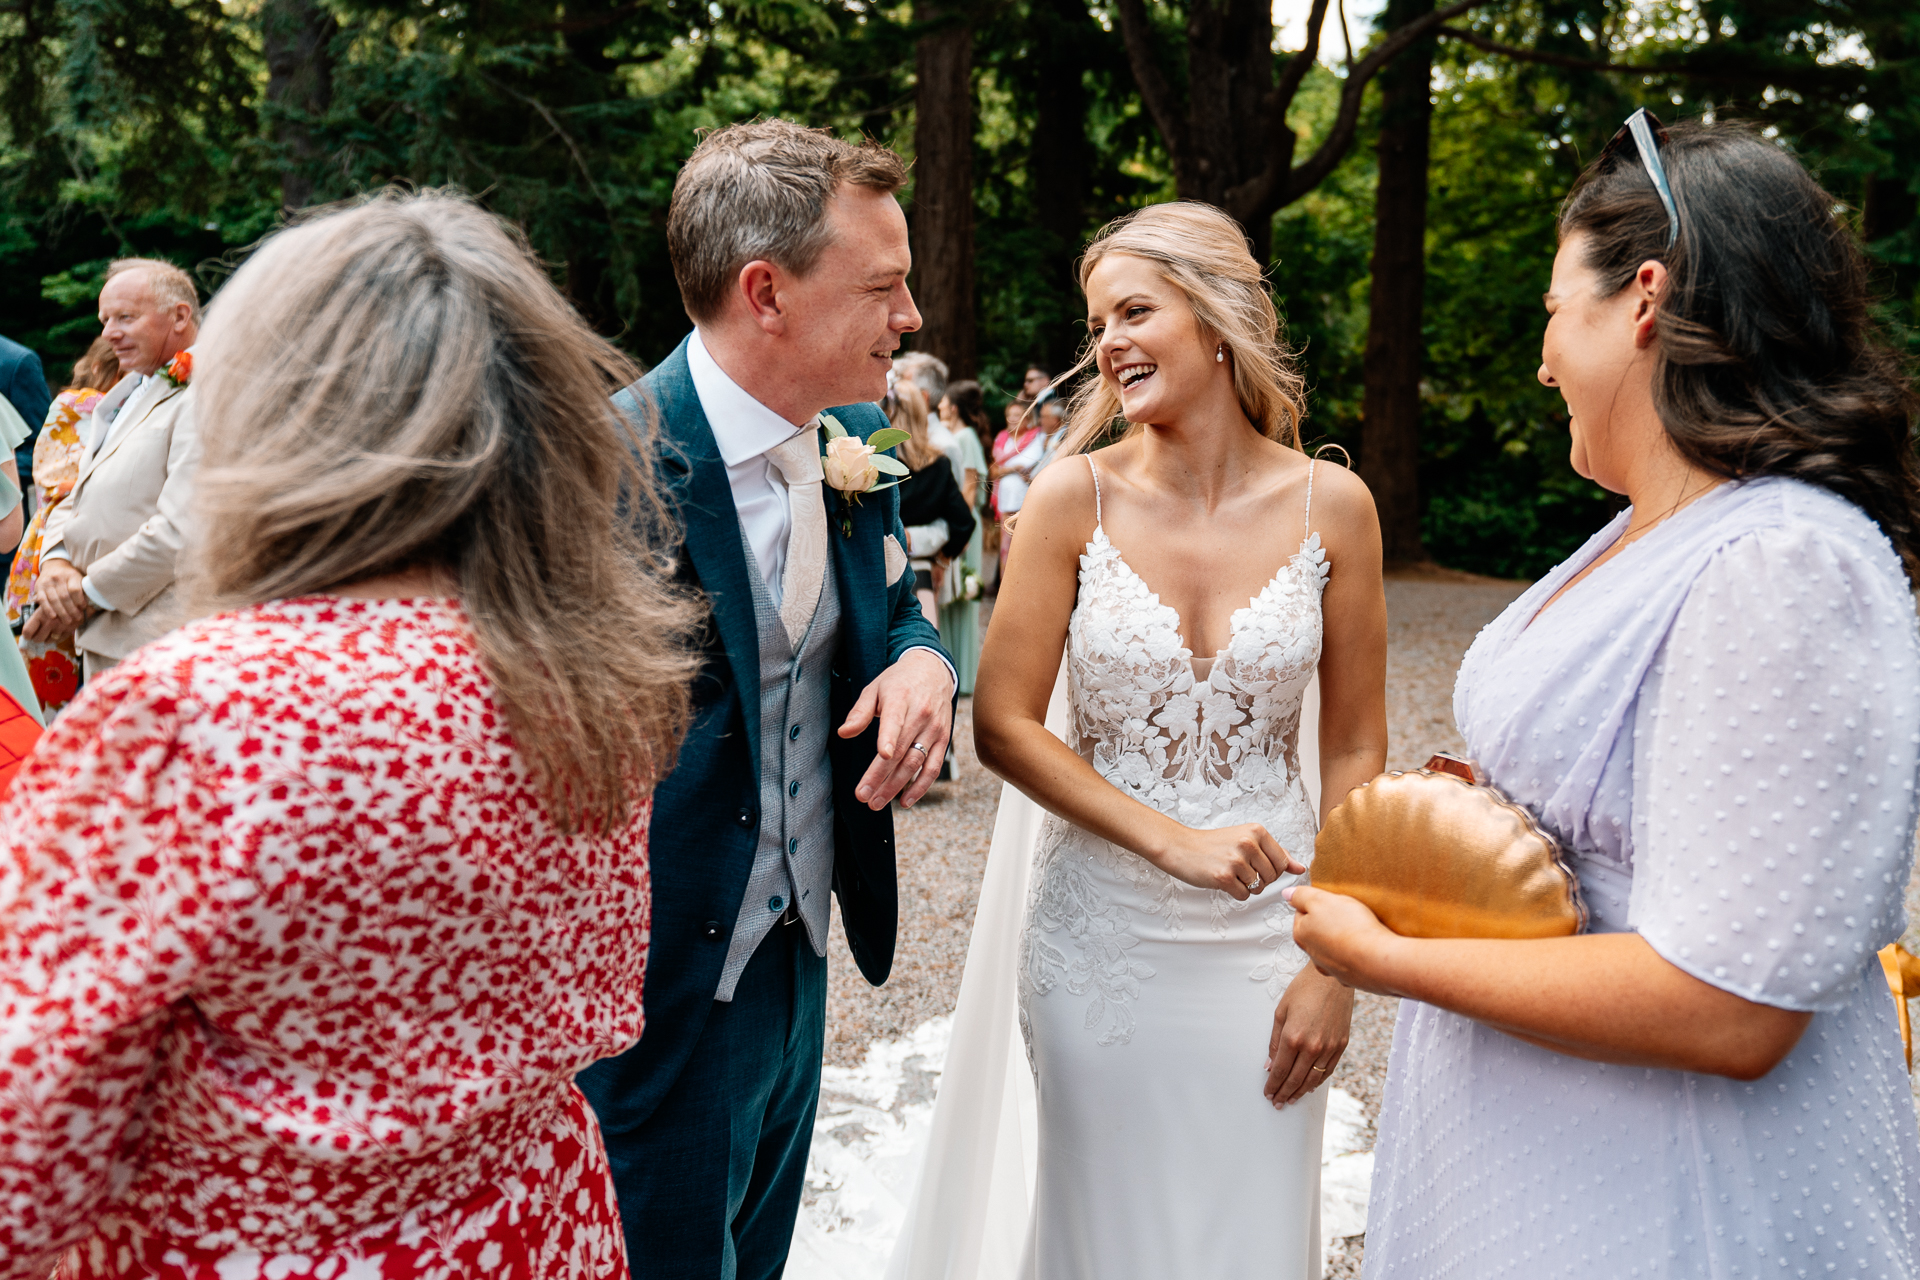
left=575, top=121, right=955, bottom=1278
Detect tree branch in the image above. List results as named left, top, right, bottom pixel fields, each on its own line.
left=1254, top=0, right=1494, bottom=212
left=1437, top=25, right=1624, bottom=72
left=1112, top=0, right=1193, bottom=181
left=1271, top=0, right=1331, bottom=118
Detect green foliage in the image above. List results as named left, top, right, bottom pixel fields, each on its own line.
left=0, top=0, right=1909, bottom=576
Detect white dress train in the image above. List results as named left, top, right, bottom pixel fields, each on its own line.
left=889, top=456, right=1328, bottom=1280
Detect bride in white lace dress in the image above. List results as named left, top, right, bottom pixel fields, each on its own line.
left=891, top=203, right=1387, bottom=1279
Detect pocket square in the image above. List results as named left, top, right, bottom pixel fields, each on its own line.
left=883, top=534, right=909, bottom=585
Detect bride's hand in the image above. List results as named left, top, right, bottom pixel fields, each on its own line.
left=1263, top=966, right=1354, bottom=1108
left=1149, top=823, right=1301, bottom=901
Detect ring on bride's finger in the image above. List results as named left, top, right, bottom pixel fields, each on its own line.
left=1309, top=1065, right=1329, bottom=1073
left=1249, top=874, right=1263, bottom=891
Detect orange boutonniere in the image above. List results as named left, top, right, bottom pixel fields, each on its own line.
left=154, top=350, right=192, bottom=389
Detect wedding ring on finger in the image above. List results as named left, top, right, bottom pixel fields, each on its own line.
left=1249, top=874, right=1263, bottom=892
left=908, top=742, right=930, bottom=757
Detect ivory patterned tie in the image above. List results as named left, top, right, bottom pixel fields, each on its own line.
left=765, top=424, right=828, bottom=649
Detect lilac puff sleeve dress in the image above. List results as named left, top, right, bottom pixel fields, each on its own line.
left=1363, top=476, right=1920, bottom=1279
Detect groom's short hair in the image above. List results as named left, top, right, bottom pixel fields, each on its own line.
left=669, top=119, right=907, bottom=323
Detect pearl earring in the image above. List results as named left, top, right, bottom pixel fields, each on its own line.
left=1216, top=345, right=1225, bottom=363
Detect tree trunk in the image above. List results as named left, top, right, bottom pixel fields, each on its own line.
left=911, top=6, right=976, bottom=377
left=1356, top=0, right=1435, bottom=566
left=262, top=0, right=336, bottom=212
left=1027, top=0, right=1093, bottom=372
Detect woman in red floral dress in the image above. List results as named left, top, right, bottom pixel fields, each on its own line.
left=0, top=192, right=697, bottom=1279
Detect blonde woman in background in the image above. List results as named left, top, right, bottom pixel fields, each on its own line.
left=0, top=190, right=697, bottom=1279
left=887, top=381, right=976, bottom=628
left=5, top=336, right=123, bottom=716
left=888, top=201, right=1388, bottom=1279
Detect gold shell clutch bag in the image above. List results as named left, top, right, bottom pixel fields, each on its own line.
left=1311, top=754, right=1588, bottom=939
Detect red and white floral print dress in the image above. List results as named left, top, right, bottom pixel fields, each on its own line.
left=0, top=596, right=647, bottom=1280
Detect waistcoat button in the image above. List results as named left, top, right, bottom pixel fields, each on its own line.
left=789, top=780, right=800, bottom=798
left=789, top=724, right=802, bottom=741
left=788, top=837, right=799, bottom=855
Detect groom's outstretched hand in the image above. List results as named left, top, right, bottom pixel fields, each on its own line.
left=841, top=649, right=954, bottom=810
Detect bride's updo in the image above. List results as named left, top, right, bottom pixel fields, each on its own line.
left=1053, top=201, right=1308, bottom=456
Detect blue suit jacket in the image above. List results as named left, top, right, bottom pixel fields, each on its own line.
left=581, top=337, right=950, bottom=1133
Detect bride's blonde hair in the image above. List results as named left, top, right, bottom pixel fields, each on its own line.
left=1052, top=202, right=1307, bottom=457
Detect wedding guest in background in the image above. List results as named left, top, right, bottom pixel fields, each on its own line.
left=0, top=188, right=698, bottom=1278
left=27, top=258, right=200, bottom=679
left=0, top=333, right=51, bottom=501
left=934, top=379, right=989, bottom=693
left=0, top=362, right=42, bottom=722
left=0, top=391, right=28, bottom=556
left=1022, top=362, right=1054, bottom=409
left=1291, top=117, right=1920, bottom=1278
left=888, top=382, right=975, bottom=628
left=990, top=396, right=1044, bottom=570
left=5, top=337, right=123, bottom=716
left=894, top=350, right=948, bottom=409
left=1029, top=395, right=1070, bottom=479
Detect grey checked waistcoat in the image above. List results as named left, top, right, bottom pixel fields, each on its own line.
left=715, top=531, right=841, bottom=1000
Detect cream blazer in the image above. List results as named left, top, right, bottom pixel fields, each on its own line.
left=40, top=379, right=199, bottom=659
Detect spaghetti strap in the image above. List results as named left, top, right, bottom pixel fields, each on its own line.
left=1303, top=459, right=1317, bottom=537
left=1087, top=454, right=1104, bottom=526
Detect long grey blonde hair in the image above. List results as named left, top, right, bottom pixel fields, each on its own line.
left=1054, top=202, right=1308, bottom=457
left=190, top=189, right=698, bottom=832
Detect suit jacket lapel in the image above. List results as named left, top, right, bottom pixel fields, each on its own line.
left=638, top=340, right=766, bottom=780
left=79, top=381, right=183, bottom=486
left=825, top=408, right=889, bottom=683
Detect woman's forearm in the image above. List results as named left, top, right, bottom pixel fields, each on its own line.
left=1315, top=743, right=1385, bottom=827
left=975, top=715, right=1188, bottom=864
left=1371, top=931, right=1812, bottom=1080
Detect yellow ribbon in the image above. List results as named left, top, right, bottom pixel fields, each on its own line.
left=1877, top=944, right=1920, bottom=1072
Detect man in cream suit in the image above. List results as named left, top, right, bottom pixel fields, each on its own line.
left=27, top=258, right=200, bottom=677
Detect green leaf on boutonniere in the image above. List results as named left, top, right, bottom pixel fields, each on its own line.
left=865, top=479, right=904, bottom=493
left=819, top=413, right=849, bottom=440
left=865, top=426, right=909, bottom=452
left=870, top=455, right=909, bottom=477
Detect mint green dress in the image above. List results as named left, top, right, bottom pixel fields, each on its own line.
left=937, top=426, right=987, bottom=695
left=0, top=397, right=44, bottom=724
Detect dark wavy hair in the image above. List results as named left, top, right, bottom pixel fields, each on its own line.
left=1559, top=119, right=1920, bottom=579
left=943, top=379, right=993, bottom=436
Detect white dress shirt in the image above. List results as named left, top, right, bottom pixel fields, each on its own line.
left=687, top=330, right=812, bottom=607
left=685, top=330, right=954, bottom=692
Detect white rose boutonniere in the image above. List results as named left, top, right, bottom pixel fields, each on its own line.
left=820, top=413, right=910, bottom=537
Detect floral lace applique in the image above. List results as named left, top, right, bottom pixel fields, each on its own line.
left=1020, top=523, right=1328, bottom=1051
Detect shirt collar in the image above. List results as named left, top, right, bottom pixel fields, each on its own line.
left=686, top=329, right=810, bottom=468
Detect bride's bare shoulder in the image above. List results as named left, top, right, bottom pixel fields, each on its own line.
left=1018, top=451, right=1102, bottom=534
left=1302, top=455, right=1378, bottom=537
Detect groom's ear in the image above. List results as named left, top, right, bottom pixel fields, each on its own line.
left=738, top=259, right=789, bottom=337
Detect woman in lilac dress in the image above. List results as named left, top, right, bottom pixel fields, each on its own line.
left=1291, top=117, right=1920, bottom=1276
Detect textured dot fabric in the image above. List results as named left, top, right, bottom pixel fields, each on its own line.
left=0, top=597, right=647, bottom=1280
left=1365, top=477, right=1920, bottom=1278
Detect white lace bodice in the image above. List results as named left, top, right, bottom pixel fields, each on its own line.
left=1018, top=453, right=1331, bottom=1050
left=1066, top=457, right=1328, bottom=830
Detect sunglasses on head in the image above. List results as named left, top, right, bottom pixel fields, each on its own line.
left=1601, top=108, right=1679, bottom=249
